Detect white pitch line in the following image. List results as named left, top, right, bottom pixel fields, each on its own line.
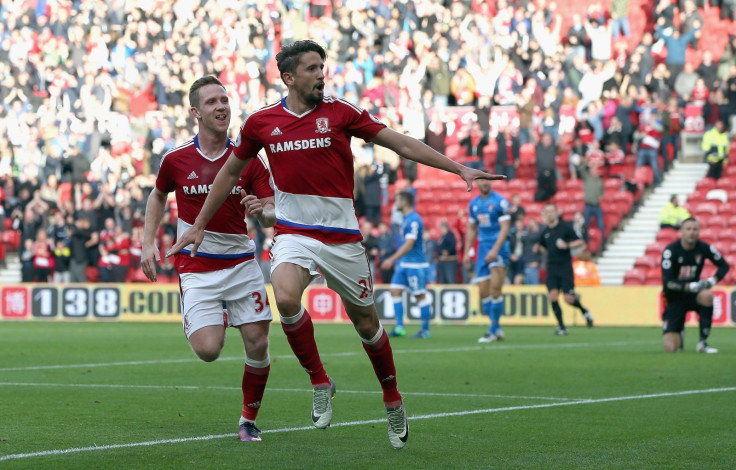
left=0, top=340, right=658, bottom=372
left=1, top=386, right=733, bottom=462
left=0, top=382, right=576, bottom=401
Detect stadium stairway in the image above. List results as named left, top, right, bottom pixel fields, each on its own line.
left=0, top=254, right=21, bottom=284
left=598, top=161, right=708, bottom=285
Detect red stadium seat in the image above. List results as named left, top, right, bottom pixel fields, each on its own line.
left=715, top=176, right=736, bottom=190
left=587, top=227, right=602, bottom=253
left=553, top=189, right=571, bottom=204
left=563, top=179, right=583, bottom=191
left=506, top=179, right=525, bottom=193
left=2, top=230, right=20, bottom=251
left=634, top=254, right=660, bottom=270
left=707, top=217, right=728, bottom=230
left=634, top=166, right=654, bottom=186
left=612, top=191, right=634, bottom=210
left=85, top=267, right=100, bottom=283
left=724, top=164, right=736, bottom=177
left=699, top=227, right=719, bottom=243
left=656, top=228, right=679, bottom=244
left=604, top=178, right=622, bottom=191
left=695, top=178, right=717, bottom=192
left=623, top=267, right=647, bottom=285
left=645, top=241, right=670, bottom=257
left=604, top=212, right=621, bottom=233
left=645, top=267, right=662, bottom=285
left=520, top=143, right=536, bottom=163
left=694, top=202, right=719, bottom=216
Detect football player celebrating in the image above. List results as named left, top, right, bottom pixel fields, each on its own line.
left=168, top=40, right=505, bottom=449
left=142, top=76, right=275, bottom=442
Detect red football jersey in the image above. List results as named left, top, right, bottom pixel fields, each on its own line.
left=156, top=136, right=273, bottom=273
left=233, top=96, right=386, bottom=243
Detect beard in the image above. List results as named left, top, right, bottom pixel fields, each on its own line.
left=304, top=89, right=324, bottom=106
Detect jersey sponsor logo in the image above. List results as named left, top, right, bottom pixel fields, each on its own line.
left=187, top=171, right=198, bottom=180
left=271, top=127, right=282, bottom=136
left=315, top=117, right=330, bottom=133
left=182, top=184, right=244, bottom=195
left=268, top=137, right=332, bottom=154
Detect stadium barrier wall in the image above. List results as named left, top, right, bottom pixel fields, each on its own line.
left=1, top=283, right=734, bottom=327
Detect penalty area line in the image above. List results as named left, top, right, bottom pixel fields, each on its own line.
left=1, top=386, right=734, bottom=462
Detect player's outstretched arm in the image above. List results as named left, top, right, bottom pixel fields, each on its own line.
left=241, top=191, right=276, bottom=228
left=141, top=188, right=168, bottom=282
left=167, top=153, right=249, bottom=258
left=371, top=127, right=506, bottom=191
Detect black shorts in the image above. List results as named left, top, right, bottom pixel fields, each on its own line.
left=545, top=263, right=575, bottom=295
left=662, top=292, right=700, bottom=334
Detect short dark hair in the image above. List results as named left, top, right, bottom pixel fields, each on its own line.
left=189, top=76, right=225, bottom=109
left=275, top=40, right=326, bottom=79
left=681, top=217, right=699, bottom=226
left=397, top=191, right=415, bottom=207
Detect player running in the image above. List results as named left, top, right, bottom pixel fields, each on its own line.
left=168, top=40, right=505, bottom=449
left=141, top=76, right=275, bottom=442
left=381, top=191, right=432, bottom=339
left=536, top=203, right=594, bottom=335
left=463, top=176, right=511, bottom=343
left=661, top=217, right=729, bottom=353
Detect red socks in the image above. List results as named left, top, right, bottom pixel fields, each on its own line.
left=280, top=309, right=330, bottom=386
left=362, top=327, right=402, bottom=407
left=241, top=363, right=270, bottom=421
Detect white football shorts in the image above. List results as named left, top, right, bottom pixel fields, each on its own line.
left=179, top=259, right=272, bottom=338
left=270, top=234, right=374, bottom=307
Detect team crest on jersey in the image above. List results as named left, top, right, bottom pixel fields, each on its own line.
left=315, top=117, right=330, bottom=134
left=695, top=255, right=702, bottom=265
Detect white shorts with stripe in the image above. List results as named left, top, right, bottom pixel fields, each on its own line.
left=179, top=259, right=272, bottom=338
left=270, top=234, right=374, bottom=307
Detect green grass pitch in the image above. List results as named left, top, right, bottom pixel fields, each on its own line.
left=1, top=322, right=735, bottom=469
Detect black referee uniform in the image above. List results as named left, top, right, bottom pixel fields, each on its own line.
left=539, top=217, right=592, bottom=333
left=539, top=218, right=579, bottom=294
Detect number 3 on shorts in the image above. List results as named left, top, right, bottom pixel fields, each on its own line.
left=252, top=291, right=269, bottom=313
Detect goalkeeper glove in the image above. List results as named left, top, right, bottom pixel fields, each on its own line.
left=704, top=277, right=717, bottom=288
left=687, top=281, right=702, bottom=292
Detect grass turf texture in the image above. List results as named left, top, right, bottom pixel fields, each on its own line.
left=1, top=322, right=734, bottom=469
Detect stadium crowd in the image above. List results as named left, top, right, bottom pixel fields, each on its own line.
left=1, top=0, right=735, bottom=285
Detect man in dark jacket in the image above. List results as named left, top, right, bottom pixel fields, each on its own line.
left=459, top=122, right=489, bottom=170
left=535, top=133, right=558, bottom=202
left=495, top=126, right=520, bottom=180
left=436, top=222, right=458, bottom=284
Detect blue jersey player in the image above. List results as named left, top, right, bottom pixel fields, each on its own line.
left=463, top=177, right=511, bottom=343
left=382, top=191, right=432, bottom=339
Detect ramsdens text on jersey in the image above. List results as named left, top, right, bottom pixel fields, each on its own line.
left=269, top=137, right=332, bottom=154
left=182, top=185, right=244, bottom=195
